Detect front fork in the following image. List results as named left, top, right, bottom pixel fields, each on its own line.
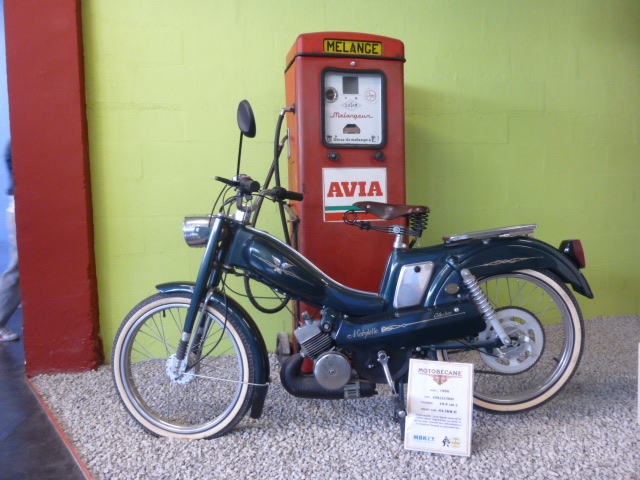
left=175, top=216, right=226, bottom=368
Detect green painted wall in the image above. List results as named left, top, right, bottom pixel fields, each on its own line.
left=82, top=1, right=640, bottom=359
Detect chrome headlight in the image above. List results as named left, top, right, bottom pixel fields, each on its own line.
left=183, top=216, right=213, bottom=248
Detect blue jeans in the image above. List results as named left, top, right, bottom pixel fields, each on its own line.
left=0, top=209, right=21, bottom=328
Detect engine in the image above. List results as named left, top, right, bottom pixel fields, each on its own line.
left=294, top=322, right=333, bottom=359
left=293, top=321, right=352, bottom=391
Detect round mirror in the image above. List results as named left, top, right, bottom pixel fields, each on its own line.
left=237, top=100, right=256, bottom=138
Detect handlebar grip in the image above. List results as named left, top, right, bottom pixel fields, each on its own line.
left=215, top=175, right=260, bottom=194
left=273, top=186, right=304, bottom=202
left=284, top=190, right=304, bottom=202
left=237, top=175, right=260, bottom=194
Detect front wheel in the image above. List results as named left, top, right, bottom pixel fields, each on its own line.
left=112, top=292, right=256, bottom=439
left=437, top=269, right=584, bottom=413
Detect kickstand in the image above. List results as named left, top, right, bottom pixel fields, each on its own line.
left=393, top=381, right=407, bottom=441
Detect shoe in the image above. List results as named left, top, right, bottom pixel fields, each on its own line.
left=0, top=327, right=19, bottom=341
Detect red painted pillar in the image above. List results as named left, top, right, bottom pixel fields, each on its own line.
left=4, top=0, right=103, bottom=375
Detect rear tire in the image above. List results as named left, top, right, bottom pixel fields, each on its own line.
left=112, top=292, right=255, bottom=439
left=437, top=269, right=584, bottom=413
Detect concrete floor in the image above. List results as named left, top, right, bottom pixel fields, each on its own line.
left=0, top=309, right=89, bottom=480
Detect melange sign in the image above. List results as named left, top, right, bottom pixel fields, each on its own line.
left=324, top=39, right=383, bottom=56
left=322, top=167, right=387, bottom=222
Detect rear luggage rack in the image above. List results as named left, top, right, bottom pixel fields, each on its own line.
left=443, top=224, right=537, bottom=243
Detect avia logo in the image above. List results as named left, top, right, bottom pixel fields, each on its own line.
left=326, top=181, right=384, bottom=197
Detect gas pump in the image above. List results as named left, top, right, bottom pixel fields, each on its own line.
left=285, top=32, right=407, bottom=295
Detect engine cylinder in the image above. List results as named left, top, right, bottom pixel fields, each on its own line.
left=294, top=323, right=332, bottom=359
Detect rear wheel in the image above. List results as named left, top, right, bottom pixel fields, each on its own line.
left=112, top=292, right=255, bottom=439
left=437, top=269, right=584, bottom=413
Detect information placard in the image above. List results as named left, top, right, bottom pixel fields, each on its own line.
left=404, top=359, right=474, bottom=456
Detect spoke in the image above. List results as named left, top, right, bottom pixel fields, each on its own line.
left=129, top=356, right=166, bottom=361
left=486, top=279, right=500, bottom=308
left=531, top=287, right=548, bottom=314
left=157, top=316, right=170, bottom=357
left=132, top=341, right=160, bottom=361
left=148, top=316, right=172, bottom=358
left=511, top=279, right=528, bottom=307
left=137, top=326, right=177, bottom=351
left=537, top=298, right=559, bottom=318
left=541, top=315, right=564, bottom=325
left=168, top=308, right=185, bottom=337
left=518, top=283, right=538, bottom=308
left=203, top=325, right=224, bottom=344
left=201, top=340, right=235, bottom=356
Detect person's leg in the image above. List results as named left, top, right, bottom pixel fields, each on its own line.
left=0, top=209, right=21, bottom=341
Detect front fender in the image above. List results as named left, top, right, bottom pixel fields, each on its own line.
left=156, top=282, right=270, bottom=419
left=432, top=237, right=593, bottom=303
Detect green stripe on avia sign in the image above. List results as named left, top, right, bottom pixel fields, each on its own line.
left=325, top=206, right=360, bottom=211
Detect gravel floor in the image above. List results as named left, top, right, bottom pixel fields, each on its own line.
left=33, top=316, right=639, bottom=480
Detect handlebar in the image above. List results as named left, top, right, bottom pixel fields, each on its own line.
left=216, top=175, right=303, bottom=202
left=272, top=186, right=304, bottom=202
left=215, top=175, right=260, bottom=195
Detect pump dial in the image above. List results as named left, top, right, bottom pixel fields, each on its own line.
left=325, top=87, right=338, bottom=103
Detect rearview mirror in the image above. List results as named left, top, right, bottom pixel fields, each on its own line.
left=237, top=100, right=256, bottom=138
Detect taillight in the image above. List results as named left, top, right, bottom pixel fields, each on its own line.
left=559, top=240, right=586, bottom=269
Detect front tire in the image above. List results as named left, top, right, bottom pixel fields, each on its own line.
left=437, top=269, right=584, bottom=413
left=112, top=292, right=256, bottom=439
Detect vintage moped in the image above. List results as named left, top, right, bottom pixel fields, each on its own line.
left=112, top=101, right=593, bottom=439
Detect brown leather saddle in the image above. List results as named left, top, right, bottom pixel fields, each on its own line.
left=352, top=201, right=429, bottom=221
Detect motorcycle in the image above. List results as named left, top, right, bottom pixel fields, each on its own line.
left=112, top=100, right=593, bottom=440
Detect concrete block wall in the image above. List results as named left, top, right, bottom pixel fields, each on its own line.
left=404, top=1, right=640, bottom=318
left=81, top=1, right=640, bottom=356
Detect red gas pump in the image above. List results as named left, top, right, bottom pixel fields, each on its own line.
left=285, top=32, right=407, bottom=296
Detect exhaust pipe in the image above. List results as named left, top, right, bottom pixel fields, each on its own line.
left=280, top=353, right=375, bottom=399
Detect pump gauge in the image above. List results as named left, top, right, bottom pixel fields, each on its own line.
left=325, top=87, right=338, bottom=103
left=322, top=69, right=386, bottom=148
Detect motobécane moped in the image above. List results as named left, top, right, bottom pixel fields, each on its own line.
left=112, top=101, right=593, bottom=440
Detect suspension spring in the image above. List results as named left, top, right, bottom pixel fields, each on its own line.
left=176, top=336, right=189, bottom=361
left=408, top=212, right=429, bottom=237
left=460, top=268, right=511, bottom=345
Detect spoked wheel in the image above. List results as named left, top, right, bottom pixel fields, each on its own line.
left=437, top=269, right=584, bottom=413
left=112, top=292, right=256, bottom=439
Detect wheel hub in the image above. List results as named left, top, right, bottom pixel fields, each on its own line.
left=165, top=353, right=200, bottom=385
left=479, top=307, right=545, bottom=374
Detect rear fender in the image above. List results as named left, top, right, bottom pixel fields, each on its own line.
left=156, top=282, right=270, bottom=419
left=431, top=237, right=593, bottom=304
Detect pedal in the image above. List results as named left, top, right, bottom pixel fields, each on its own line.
left=393, top=395, right=407, bottom=422
left=377, top=350, right=396, bottom=394
left=393, top=383, right=407, bottom=441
